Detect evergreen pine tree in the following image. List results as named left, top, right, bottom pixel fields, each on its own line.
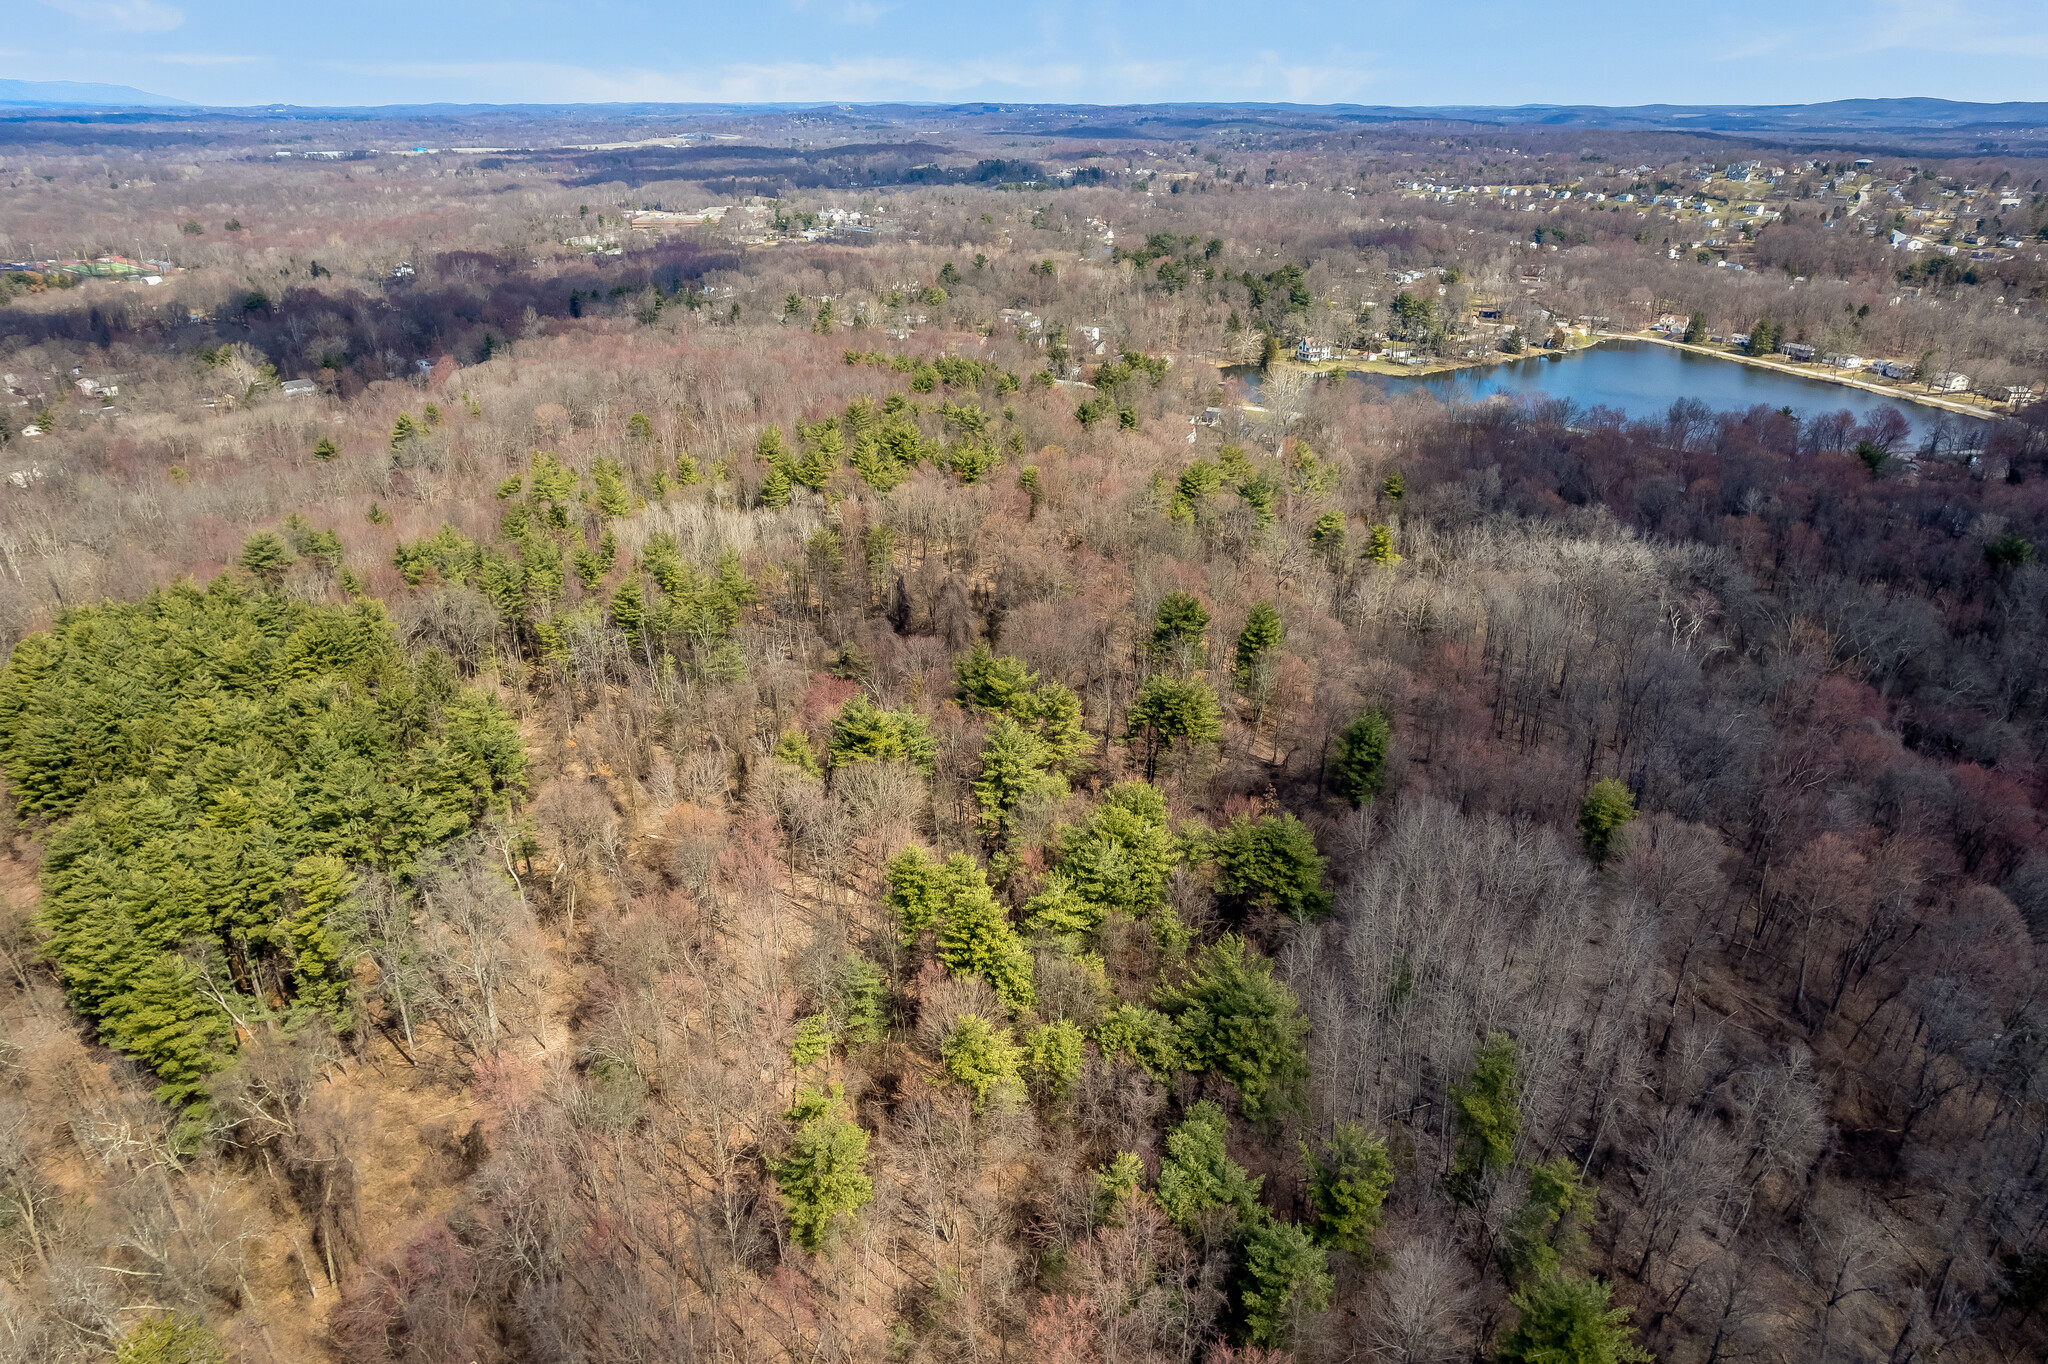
left=1233, top=601, right=1284, bottom=693
left=829, top=696, right=937, bottom=773
left=1309, top=510, right=1346, bottom=565
left=1156, top=1100, right=1262, bottom=1228
left=1056, top=781, right=1179, bottom=916
left=238, top=531, right=296, bottom=585
left=934, top=860, right=1036, bottom=1012
left=1303, top=1122, right=1396, bottom=1254
left=972, top=714, right=1064, bottom=841
left=1449, top=1032, right=1522, bottom=1200
left=1022, top=1019, right=1085, bottom=1098
left=1209, top=813, right=1329, bottom=919
left=1497, top=1273, right=1651, bottom=1364
left=940, top=1013, right=1024, bottom=1111
left=1126, top=675, right=1222, bottom=778
left=283, top=855, right=357, bottom=1024
left=1095, top=1003, right=1181, bottom=1082
left=771, top=1084, right=873, bottom=1252
left=1579, top=778, right=1638, bottom=862
left=1330, top=709, right=1391, bottom=807
left=1156, top=935, right=1310, bottom=1118
left=1150, top=591, right=1211, bottom=662
left=1241, top=1217, right=1334, bottom=1346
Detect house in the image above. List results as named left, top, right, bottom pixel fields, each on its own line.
left=280, top=379, right=318, bottom=398
left=1931, top=372, right=1971, bottom=392
left=1822, top=353, right=1864, bottom=370
left=1870, top=360, right=1914, bottom=380
left=1781, top=343, right=1816, bottom=362
left=1295, top=337, right=1333, bottom=362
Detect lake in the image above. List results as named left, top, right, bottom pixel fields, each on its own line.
left=1232, top=340, right=1987, bottom=445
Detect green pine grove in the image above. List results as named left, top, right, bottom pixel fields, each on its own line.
left=0, top=575, right=525, bottom=1108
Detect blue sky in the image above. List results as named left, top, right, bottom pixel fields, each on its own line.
left=12, top=0, right=2048, bottom=108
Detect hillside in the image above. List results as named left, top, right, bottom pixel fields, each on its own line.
left=0, top=107, right=2046, bottom=1364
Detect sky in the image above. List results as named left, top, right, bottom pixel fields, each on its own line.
left=9, top=0, right=2048, bottom=108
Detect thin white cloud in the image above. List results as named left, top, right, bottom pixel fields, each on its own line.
left=1222, top=50, right=1385, bottom=104
left=781, top=0, right=896, bottom=26
left=151, top=52, right=262, bottom=66
left=1851, top=0, right=2027, bottom=53
left=325, top=56, right=1073, bottom=103
left=36, top=0, right=184, bottom=34
left=323, top=46, right=1386, bottom=106
left=1715, top=2, right=2048, bottom=65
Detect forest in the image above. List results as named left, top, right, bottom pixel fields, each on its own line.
left=2, top=103, right=2048, bottom=1364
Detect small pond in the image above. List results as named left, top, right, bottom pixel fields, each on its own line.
left=1230, top=340, right=1988, bottom=446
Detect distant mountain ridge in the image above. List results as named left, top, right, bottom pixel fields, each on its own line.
left=3, top=89, right=2045, bottom=148
left=0, top=78, right=190, bottom=108
left=1382, top=98, right=2048, bottom=133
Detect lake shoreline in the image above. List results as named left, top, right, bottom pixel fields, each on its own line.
left=1227, top=335, right=1996, bottom=426
left=1606, top=333, right=1995, bottom=422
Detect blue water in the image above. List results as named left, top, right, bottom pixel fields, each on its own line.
left=1245, top=340, right=1984, bottom=442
